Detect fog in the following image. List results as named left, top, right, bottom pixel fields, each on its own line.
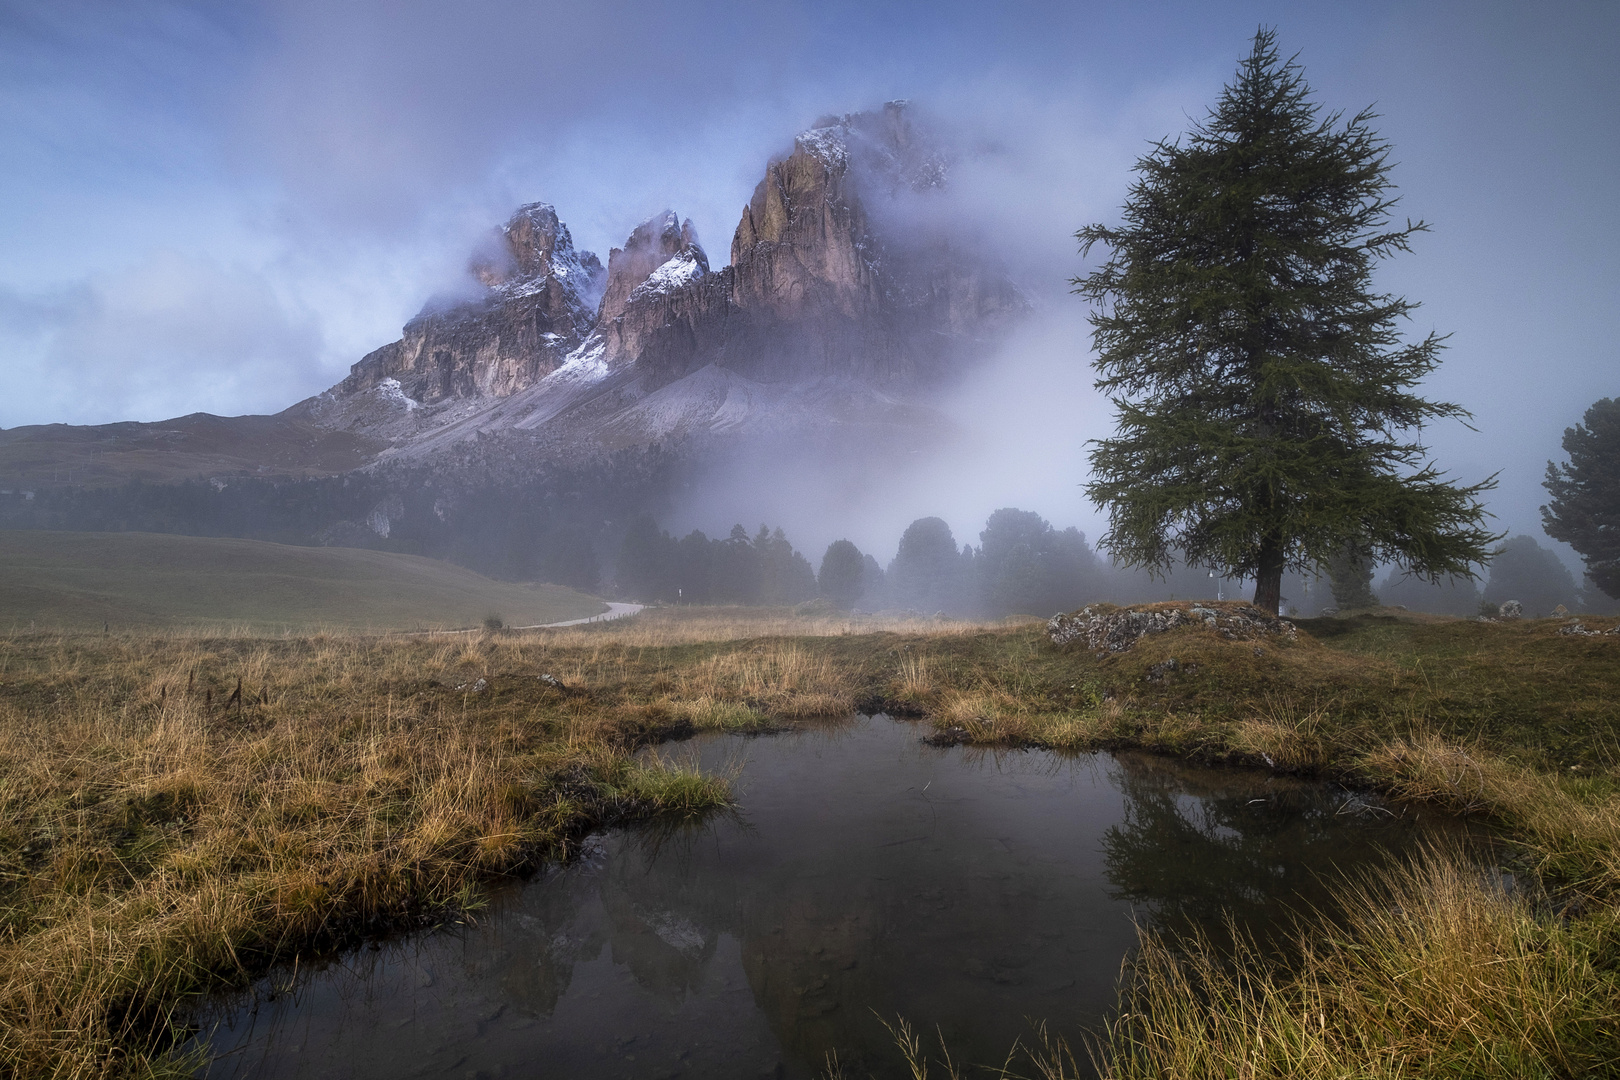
left=1, top=0, right=1616, bottom=574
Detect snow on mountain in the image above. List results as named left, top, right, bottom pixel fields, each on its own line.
left=291, top=100, right=1026, bottom=465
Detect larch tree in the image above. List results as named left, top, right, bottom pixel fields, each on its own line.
left=1542, top=396, right=1620, bottom=600
left=1073, top=28, right=1497, bottom=614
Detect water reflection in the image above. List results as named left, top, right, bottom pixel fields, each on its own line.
left=1101, top=752, right=1456, bottom=946
left=196, top=717, right=1465, bottom=1079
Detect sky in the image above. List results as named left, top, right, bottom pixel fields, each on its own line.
left=0, top=0, right=1616, bottom=569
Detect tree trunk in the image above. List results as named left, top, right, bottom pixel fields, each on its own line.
left=1252, top=538, right=1285, bottom=615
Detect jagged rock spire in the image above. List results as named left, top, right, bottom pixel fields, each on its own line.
left=597, top=210, right=708, bottom=324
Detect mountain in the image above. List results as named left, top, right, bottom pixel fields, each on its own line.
left=287, top=100, right=1027, bottom=463
left=0, top=103, right=1030, bottom=582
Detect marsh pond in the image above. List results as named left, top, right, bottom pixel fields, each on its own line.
left=193, top=716, right=1472, bottom=1078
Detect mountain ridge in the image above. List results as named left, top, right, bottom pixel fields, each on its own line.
left=1, top=101, right=1027, bottom=489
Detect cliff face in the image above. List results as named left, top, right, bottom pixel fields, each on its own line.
left=309, top=101, right=1027, bottom=454
left=339, top=204, right=604, bottom=404
left=595, top=101, right=1026, bottom=393
left=16, top=104, right=1029, bottom=490
left=597, top=211, right=708, bottom=325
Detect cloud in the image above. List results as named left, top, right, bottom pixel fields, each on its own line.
left=0, top=252, right=323, bottom=427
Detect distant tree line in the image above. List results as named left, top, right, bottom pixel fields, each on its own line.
left=612, top=506, right=1272, bottom=618
left=615, top=520, right=819, bottom=605
left=5, top=434, right=1606, bottom=617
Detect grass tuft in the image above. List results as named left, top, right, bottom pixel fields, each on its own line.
left=1095, top=847, right=1620, bottom=1079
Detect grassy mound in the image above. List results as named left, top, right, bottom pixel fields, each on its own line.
left=0, top=530, right=606, bottom=632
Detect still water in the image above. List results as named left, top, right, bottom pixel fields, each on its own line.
left=196, top=716, right=1465, bottom=1079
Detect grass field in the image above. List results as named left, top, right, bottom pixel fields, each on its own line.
left=0, top=530, right=607, bottom=632
left=0, top=604, right=1616, bottom=1077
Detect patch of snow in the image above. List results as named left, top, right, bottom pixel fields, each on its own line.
left=376, top=378, right=420, bottom=411
left=796, top=124, right=849, bottom=169
left=630, top=252, right=705, bottom=299
left=546, top=335, right=610, bottom=383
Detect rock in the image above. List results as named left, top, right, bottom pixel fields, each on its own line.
left=1557, top=619, right=1620, bottom=637
left=296, top=102, right=1030, bottom=455
left=1047, top=603, right=1298, bottom=655
left=595, top=210, right=708, bottom=327
left=1146, top=657, right=1194, bottom=682
left=1321, top=607, right=1339, bottom=616
left=337, top=203, right=604, bottom=407
left=1499, top=600, right=1524, bottom=619
left=1553, top=604, right=1570, bottom=617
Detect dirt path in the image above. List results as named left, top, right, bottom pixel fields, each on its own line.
left=511, top=602, right=643, bottom=629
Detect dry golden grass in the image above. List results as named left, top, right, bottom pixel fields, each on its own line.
left=1363, top=732, right=1620, bottom=892
left=671, top=641, right=856, bottom=718
left=3, top=608, right=1618, bottom=1078
left=1093, top=848, right=1620, bottom=1079
left=0, top=631, right=731, bottom=1078
left=837, top=848, right=1620, bottom=1080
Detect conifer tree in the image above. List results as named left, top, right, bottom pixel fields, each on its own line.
left=1074, top=29, right=1496, bottom=614
left=818, top=540, right=866, bottom=609
left=1542, top=396, right=1620, bottom=599
left=1325, top=540, right=1379, bottom=610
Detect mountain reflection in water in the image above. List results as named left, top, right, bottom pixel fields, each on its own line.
left=195, top=716, right=1467, bottom=1080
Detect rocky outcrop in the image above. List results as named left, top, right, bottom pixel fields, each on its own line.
left=10, top=106, right=1037, bottom=492
left=600, top=101, right=1027, bottom=393
left=339, top=204, right=604, bottom=405
left=596, top=211, right=708, bottom=325
left=1047, top=602, right=1300, bottom=654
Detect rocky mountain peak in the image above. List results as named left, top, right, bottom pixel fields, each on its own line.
left=727, top=101, right=952, bottom=312
left=470, top=203, right=605, bottom=304
left=597, top=210, right=709, bottom=325
left=307, top=99, right=1026, bottom=453
left=332, top=204, right=606, bottom=410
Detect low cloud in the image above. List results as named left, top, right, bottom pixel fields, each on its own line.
left=0, top=252, right=324, bottom=427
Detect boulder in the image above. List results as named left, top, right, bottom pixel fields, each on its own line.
left=1499, top=600, right=1524, bottom=619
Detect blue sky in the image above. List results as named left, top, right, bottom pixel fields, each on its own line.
left=0, top=0, right=1615, bottom=561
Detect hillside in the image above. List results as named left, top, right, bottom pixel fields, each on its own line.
left=0, top=530, right=606, bottom=632
left=0, top=412, right=387, bottom=487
